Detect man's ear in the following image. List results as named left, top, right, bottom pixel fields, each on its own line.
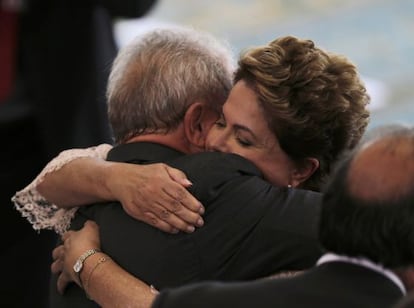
left=290, top=158, right=319, bottom=187
left=183, top=103, right=217, bottom=150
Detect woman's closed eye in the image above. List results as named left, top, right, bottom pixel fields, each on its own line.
left=236, top=138, right=252, bottom=147
left=236, top=133, right=253, bottom=147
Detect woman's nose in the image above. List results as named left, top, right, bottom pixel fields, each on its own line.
left=208, top=135, right=229, bottom=152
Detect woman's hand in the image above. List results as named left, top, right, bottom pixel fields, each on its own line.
left=51, top=221, right=101, bottom=294
left=105, top=163, right=204, bottom=233
left=52, top=221, right=158, bottom=307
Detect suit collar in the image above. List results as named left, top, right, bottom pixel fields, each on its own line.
left=107, top=142, right=184, bottom=163
left=318, top=253, right=406, bottom=294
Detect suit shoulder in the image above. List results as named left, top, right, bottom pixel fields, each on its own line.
left=167, top=152, right=263, bottom=203
left=170, top=152, right=262, bottom=177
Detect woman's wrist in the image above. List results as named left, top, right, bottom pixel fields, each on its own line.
left=96, top=160, right=120, bottom=201
left=78, top=252, right=109, bottom=290
left=83, top=254, right=111, bottom=299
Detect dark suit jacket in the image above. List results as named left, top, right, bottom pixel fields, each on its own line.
left=153, top=261, right=404, bottom=308
left=50, top=142, right=322, bottom=307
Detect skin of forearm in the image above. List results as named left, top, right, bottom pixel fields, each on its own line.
left=83, top=253, right=156, bottom=308
left=37, top=157, right=116, bottom=207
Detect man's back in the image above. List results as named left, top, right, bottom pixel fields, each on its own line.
left=49, top=142, right=322, bottom=306
left=154, top=261, right=404, bottom=308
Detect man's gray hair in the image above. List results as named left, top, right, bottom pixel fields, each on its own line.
left=107, top=26, right=235, bottom=144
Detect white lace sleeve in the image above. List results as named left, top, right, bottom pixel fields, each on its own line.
left=12, top=144, right=113, bottom=235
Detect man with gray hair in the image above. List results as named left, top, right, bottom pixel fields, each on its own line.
left=48, top=26, right=236, bottom=307
left=106, top=27, right=234, bottom=145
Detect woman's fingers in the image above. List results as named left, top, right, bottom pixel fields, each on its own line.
left=154, top=192, right=204, bottom=228
left=52, top=220, right=102, bottom=295
left=162, top=184, right=204, bottom=215
left=51, top=257, right=63, bottom=274
left=56, top=272, right=71, bottom=295
left=52, top=245, right=64, bottom=261
left=143, top=210, right=199, bottom=234
left=112, top=162, right=205, bottom=233
left=51, top=244, right=68, bottom=294
left=143, top=212, right=178, bottom=233
left=164, top=165, right=204, bottom=214
left=61, top=230, right=74, bottom=242
left=164, top=164, right=193, bottom=187
left=123, top=186, right=204, bottom=232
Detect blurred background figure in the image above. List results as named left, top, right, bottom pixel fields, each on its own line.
left=0, top=0, right=157, bottom=306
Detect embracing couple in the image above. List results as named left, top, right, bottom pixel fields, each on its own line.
left=14, top=25, right=373, bottom=307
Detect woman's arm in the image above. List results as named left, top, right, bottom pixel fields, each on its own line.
left=12, top=144, right=112, bottom=234
left=13, top=144, right=204, bottom=234
left=53, top=221, right=157, bottom=308
left=39, top=157, right=205, bottom=233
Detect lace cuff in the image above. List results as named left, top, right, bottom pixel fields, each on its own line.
left=12, top=144, right=112, bottom=235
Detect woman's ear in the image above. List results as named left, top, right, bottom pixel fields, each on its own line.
left=290, top=158, right=319, bottom=187
left=183, top=103, right=217, bottom=151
